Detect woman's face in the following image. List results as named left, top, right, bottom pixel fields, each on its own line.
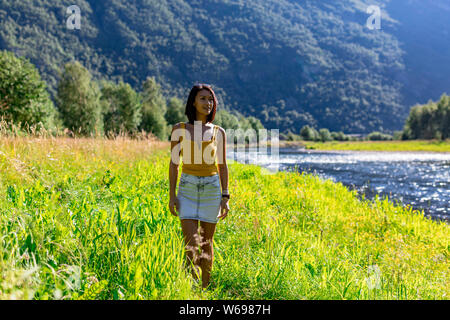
left=194, top=89, right=214, bottom=117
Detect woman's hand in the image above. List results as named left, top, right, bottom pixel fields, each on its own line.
left=169, top=196, right=180, bottom=216
left=218, top=197, right=230, bottom=220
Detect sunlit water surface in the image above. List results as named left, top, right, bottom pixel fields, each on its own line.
left=228, top=147, right=450, bottom=222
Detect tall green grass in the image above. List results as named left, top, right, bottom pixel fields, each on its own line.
left=0, top=136, right=448, bottom=299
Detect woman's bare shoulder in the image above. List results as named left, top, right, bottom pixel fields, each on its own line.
left=214, top=124, right=225, bottom=132
left=171, top=123, right=185, bottom=141
left=215, top=125, right=226, bottom=140
left=172, top=122, right=185, bottom=130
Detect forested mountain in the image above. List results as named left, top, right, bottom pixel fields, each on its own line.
left=1, top=0, right=449, bottom=134
left=384, top=0, right=450, bottom=109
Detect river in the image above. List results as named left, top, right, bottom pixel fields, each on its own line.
left=229, top=147, right=450, bottom=222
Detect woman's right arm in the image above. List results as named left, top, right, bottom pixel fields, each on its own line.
left=169, top=123, right=181, bottom=216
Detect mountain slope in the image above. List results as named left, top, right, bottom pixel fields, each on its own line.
left=0, top=0, right=449, bottom=134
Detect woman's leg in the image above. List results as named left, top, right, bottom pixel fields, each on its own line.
left=180, top=219, right=201, bottom=281
left=199, top=221, right=217, bottom=289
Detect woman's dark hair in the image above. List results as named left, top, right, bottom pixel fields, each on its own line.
left=185, top=84, right=218, bottom=124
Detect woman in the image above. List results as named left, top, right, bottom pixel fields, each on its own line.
left=168, top=83, right=230, bottom=289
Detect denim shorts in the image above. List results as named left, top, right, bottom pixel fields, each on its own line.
left=177, top=172, right=222, bottom=224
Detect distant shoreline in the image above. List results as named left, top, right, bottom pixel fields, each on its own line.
left=229, top=139, right=450, bottom=153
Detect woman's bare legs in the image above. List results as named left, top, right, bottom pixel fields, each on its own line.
left=199, top=221, right=217, bottom=289
left=180, top=219, right=217, bottom=289
left=181, top=219, right=201, bottom=281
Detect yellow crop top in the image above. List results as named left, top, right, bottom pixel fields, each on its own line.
left=179, top=122, right=219, bottom=176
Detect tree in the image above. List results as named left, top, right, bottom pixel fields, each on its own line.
left=402, top=95, right=450, bottom=140
left=436, top=94, right=450, bottom=140
left=319, top=128, right=332, bottom=142
left=247, top=116, right=265, bottom=132
left=139, top=77, right=168, bottom=140
left=100, top=81, right=142, bottom=137
left=419, top=103, right=438, bottom=139
left=247, top=115, right=265, bottom=141
left=402, top=105, right=423, bottom=139
left=165, top=97, right=185, bottom=125
left=0, top=50, right=59, bottom=129
left=237, top=115, right=252, bottom=132
left=214, top=109, right=239, bottom=131
left=300, top=125, right=319, bottom=141
left=56, top=61, right=103, bottom=137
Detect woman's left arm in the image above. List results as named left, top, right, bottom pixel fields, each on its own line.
left=217, top=127, right=229, bottom=219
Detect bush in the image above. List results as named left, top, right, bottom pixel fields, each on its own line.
left=331, top=131, right=349, bottom=141
left=393, top=131, right=403, bottom=140
left=367, top=131, right=393, bottom=141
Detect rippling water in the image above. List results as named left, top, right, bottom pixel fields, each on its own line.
left=228, top=147, right=450, bottom=222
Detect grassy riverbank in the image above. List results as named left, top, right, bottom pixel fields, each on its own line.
left=279, top=139, right=450, bottom=152
left=0, top=137, right=448, bottom=299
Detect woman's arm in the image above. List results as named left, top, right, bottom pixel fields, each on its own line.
left=169, top=160, right=179, bottom=199
left=217, top=127, right=228, bottom=191
left=169, top=123, right=181, bottom=216
left=217, top=127, right=230, bottom=219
